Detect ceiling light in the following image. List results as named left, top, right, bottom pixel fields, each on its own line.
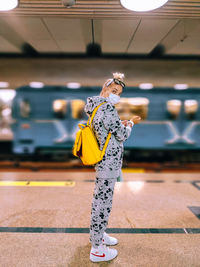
left=139, top=83, right=153, bottom=90
left=66, top=82, right=81, bottom=89
left=29, top=82, right=44, bottom=88
left=120, top=0, right=168, bottom=12
left=174, top=84, right=188, bottom=90
left=0, top=0, right=18, bottom=11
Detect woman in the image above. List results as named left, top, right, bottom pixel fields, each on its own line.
left=84, top=72, right=141, bottom=262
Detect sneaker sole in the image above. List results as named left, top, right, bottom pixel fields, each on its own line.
left=90, top=251, right=118, bottom=262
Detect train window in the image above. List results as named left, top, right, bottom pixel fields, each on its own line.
left=53, top=99, right=68, bottom=119
left=20, top=99, right=31, bottom=118
left=184, top=99, right=198, bottom=119
left=115, top=97, right=149, bottom=120
left=166, top=99, right=182, bottom=119
left=71, top=99, right=85, bottom=119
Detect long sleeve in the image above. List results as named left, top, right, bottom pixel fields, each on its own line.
left=102, top=103, right=132, bottom=142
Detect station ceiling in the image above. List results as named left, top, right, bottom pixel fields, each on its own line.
left=0, top=0, right=200, bottom=57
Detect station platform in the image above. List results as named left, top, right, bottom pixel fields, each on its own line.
left=0, top=171, right=199, bottom=266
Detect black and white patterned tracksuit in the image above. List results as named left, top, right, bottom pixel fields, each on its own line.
left=89, top=177, right=117, bottom=247
left=84, top=95, right=132, bottom=248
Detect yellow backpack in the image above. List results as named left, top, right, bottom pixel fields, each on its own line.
left=72, top=101, right=111, bottom=165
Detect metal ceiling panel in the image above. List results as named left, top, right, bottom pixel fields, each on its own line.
left=164, top=20, right=200, bottom=55
left=94, top=19, right=140, bottom=53
left=43, top=18, right=92, bottom=52
left=1, top=17, right=60, bottom=52
left=0, top=17, right=25, bottom=53
left=0, top=36, right=21, bottom=53
left=127, top=18, right=179, bottom=54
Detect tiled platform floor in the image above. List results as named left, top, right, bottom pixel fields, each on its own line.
left=0, top=171, right=199, bottom=266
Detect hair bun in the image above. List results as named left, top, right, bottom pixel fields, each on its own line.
left=112, top=72, right=125, bottom=81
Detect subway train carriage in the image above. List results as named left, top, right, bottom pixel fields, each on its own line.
left=11, top=85, right=200, bottom=155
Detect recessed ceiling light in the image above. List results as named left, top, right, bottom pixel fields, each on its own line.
left=66, top=82, right=81, bottom=89
left=29, top=82, right=44, bottom=88
left=0, top=82, right=9, bottom=88
left=120, top=0, right=168, bottom=12
left=0, top=0, right=18, bottom=11
left=139, top=83, right=153, bottom=90
left=174, top=84, right=188, bottom=90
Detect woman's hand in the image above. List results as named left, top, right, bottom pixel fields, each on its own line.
left=122, top=116, right=141, bottom=127
left=122, top=120, right=134, bottom=127
left=121, top=120, right=128, bottom=126
left=131, top=116, right=141, bottom=124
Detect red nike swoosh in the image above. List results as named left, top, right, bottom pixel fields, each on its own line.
left=91, top=253, right=105, bottom=258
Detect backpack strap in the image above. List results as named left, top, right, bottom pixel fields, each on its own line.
left=86, top=101, right=112, bottom=154
left=87, top=101, right=107, bottom=126
left=101, top=132, right=111, bottom=155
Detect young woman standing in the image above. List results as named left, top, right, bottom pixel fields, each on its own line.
left=84, top=72, right=141, bottom=262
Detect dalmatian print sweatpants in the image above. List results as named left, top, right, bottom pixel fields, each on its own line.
left=89, top=177, right=117, bottom=248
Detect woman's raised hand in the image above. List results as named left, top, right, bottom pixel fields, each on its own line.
left=122, top=116, right=141, bottom=127
left=121, top=120, right=128, bottom=126
left=130, top=116, right=141, bottom=124
left=122, top=120, right=134, bottom=127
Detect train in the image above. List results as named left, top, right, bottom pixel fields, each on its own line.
left=9, top=85, right=200, bottom=157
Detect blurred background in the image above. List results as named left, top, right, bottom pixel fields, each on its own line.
left=0, top=0, right=200, bottom=172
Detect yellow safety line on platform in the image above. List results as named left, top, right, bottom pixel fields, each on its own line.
left=0, top=181, right=75, bottom=187
left=122, top=168, right=145, bottom=173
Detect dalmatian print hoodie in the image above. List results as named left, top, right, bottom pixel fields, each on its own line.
left=84, top=95, right=132, bottom=179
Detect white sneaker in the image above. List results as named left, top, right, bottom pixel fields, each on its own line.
left=90, top=244, right=118, bottom=262
left=102, top=232, right=118, bottom=246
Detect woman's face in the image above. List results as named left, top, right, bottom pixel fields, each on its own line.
left=100, top=82, right=123, bottom=98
